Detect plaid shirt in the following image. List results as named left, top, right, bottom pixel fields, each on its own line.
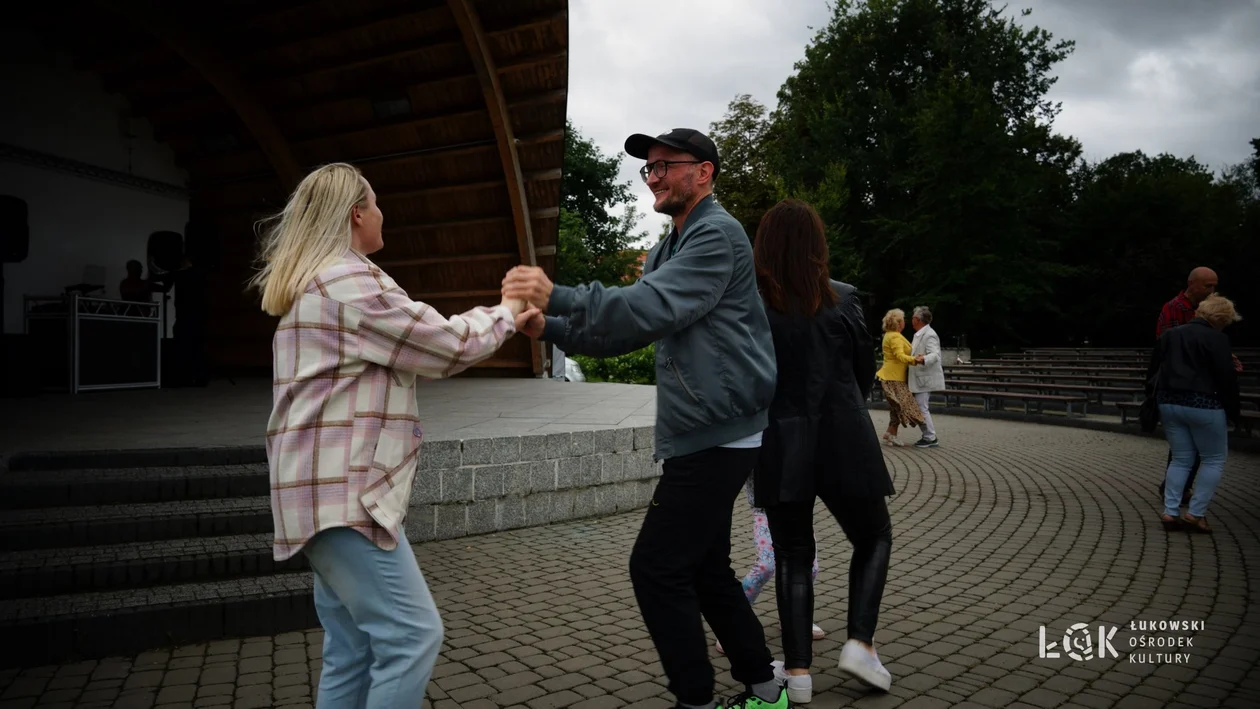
left=266, top=251, right=516, bottom=560
left=1156, top=292, right=1196, bottom=339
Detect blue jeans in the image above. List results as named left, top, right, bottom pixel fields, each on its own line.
left=303, top=527, right=443, bottom=708
left=1159, top=404, right=1228, bottom=518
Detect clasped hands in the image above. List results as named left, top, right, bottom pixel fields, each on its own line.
left=498, top=266, right=551, bottom=338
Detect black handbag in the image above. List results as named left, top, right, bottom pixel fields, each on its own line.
left=1138, top=366, right=1160, bottom=433
left=1138, top=394, right=1160, bottom=432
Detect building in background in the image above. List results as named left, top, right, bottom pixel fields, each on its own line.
left=1, top=0, right=569, bottom=394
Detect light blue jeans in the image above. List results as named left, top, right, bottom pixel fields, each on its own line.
left=1159, top=404, right=1228, bottom=518
left=303, top=527, right=443, bottom=709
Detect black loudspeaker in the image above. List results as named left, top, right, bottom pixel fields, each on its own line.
left=0, top=195, right=28, bottom=263
left=147, top=230, right=184, bottom=275
left=1, top=195, right=30, bottom=339
left=184, top=219, right=219, bottom=268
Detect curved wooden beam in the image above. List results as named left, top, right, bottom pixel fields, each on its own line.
left=446, top=0, right=538, bottom=270
left=95, top=0, right=304, bottom=190
left=447, top=0, right=544, bottom=375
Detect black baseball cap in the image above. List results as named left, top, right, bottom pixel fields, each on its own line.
left=625, top=128, right=720, bottom=178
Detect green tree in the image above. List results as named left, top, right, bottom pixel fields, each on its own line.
left=657, top=218, right=673, bottom=241
left=558, top=120, right=646, bottom=286
left=1221, top=139, right=1260, bottom=201
left=1235, top=140, right=1260, bottom=346
left=768, top=0, right=1081, bottom=347
left=709, top=94, right=783, bottom=237
left=1063, top=151, right=1251, bottom=345
left=1250, top=138, right=1260, bottom=185
left=1205, top=140, right=1260, bottom=347
left=793, top=161, right=863, bottom=284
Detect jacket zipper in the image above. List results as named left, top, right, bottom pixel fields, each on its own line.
left=666, top=357, right=700, bottom=404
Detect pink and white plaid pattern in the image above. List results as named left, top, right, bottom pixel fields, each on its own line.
left=266, top=250, right=516, bottom=561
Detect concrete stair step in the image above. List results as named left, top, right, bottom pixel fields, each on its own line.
left=0, top=497, right=272, bottom=551
left=4, top=446, right=267, bottom=472
left=0, top=533, right=306, bottom=599
left=0, top=573, right=315, bottom=668
left=0, top=464, right=268, bottom=510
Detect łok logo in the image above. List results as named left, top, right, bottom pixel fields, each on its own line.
left=1039, top=623, right=1119, bottom=661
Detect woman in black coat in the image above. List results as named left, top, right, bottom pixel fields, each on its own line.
left=752, top=199, right=895, bottom=700
left=1145, top=294, right=1242, bottom=533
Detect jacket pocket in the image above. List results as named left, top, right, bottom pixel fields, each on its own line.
left=666, top=357, right=700, bottom=403
left=359, top=422, right=420, bottom=516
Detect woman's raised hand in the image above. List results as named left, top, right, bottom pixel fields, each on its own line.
left=500, top=296, right=528, bottom=316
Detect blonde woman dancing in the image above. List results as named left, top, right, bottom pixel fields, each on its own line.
left=875, top=309, right=924, bottom=446
left=250, top=163, right=536, bottom=707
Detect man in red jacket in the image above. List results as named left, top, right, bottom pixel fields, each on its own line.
left=1153, top=267, right=1243, bottom=505
left=1156, top=267, right=1217, bottom=338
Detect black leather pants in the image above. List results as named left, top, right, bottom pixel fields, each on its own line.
left=764, top=496, right=892, bottom=669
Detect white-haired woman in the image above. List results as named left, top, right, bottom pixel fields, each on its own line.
left=1147, top=294, right=1242, bottom=534
left=250, top=163, right=536, bottom=706
left=875, top=309, right=924, bottom=446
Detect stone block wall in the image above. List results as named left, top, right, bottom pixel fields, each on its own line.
left=405, top=426, right=662, bottom=542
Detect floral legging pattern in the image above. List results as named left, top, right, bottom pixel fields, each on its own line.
left=740, top=476, right=819, bottom=604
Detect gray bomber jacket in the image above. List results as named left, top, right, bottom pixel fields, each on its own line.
left=541, top=195, right=777, bottom=461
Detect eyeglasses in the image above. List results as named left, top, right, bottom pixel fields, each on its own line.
left=639, top=160, right=702, bottom=182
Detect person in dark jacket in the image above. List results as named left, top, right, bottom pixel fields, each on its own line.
left=1147, top=294, right=1242, bottom=534
left=504, top=128, right=786, bottom=709
left=750, top=199, right=896, bottom=700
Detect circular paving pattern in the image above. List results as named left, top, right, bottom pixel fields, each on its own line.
left=0, top=414, right=1257, bottom=709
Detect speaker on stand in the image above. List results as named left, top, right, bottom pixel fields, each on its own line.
left=146, top=230, right=184, bottom=386
left=1, top=196, right=31, bottom=395
left=179, top=219, right=218, bottom=386
left=0, top=196, right=30, bottom=333
left=146, top=230, right=183, bottom=336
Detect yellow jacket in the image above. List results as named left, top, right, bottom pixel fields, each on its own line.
left=876, top=331, right=917, bottom=382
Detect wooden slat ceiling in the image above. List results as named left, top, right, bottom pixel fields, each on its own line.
left=21, top=0, right=567, bottom=376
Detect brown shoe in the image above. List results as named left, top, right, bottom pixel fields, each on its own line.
left=1180, top=514, right=1211, bottom=534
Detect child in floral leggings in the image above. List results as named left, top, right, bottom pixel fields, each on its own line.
left=716, top=475, right=824, bottom=654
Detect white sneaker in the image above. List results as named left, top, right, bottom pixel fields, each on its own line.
left=771, top=660, right=812, bottom=704
left=836, top=639, right=891, bottom=691
left=776, top=623, right=826, bottom=640
left=718, top=623, right=824, bottom=655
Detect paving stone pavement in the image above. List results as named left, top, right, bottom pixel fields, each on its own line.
left=2, top=414, right=1258, bottom=709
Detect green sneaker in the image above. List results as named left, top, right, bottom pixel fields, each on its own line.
left=719, top=687, right=790, bottom=709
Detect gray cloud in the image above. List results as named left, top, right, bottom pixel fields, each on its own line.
left=1019, top=0, right=1260, bottom=169
left=566, top=0, right=1260, bottom=241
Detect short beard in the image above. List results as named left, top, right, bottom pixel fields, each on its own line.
left=654, top=180, right=696, bottom=217
left=656, top=197, right=687, bottom=216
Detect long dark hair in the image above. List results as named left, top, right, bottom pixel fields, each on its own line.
left=753, top=199, right=837, bottom=315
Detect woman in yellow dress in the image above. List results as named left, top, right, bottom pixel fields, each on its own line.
left=875, top=309, right=924, bottom=446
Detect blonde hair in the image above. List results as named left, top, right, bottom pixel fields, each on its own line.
left=248, top=163, right=369, bottom=316
left=1196, top=294, right=1242, bottom=328
left=882, top=308, right=905, bottom=332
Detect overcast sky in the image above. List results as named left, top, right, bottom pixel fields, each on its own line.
left=567, top=0, right=1260, bottom=243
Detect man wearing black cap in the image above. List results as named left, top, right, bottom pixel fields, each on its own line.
left=502, top=129, right=785, bottom=709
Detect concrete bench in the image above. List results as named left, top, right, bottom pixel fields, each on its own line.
left=947, top=378, right=1141, bottom=406
left=938, top=389, right=1090, bottom=416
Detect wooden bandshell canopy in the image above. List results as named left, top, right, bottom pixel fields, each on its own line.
left=23, top=0, right=567, bottom=376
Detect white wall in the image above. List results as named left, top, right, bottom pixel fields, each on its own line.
left=0, top=28, right=189, bottom=336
